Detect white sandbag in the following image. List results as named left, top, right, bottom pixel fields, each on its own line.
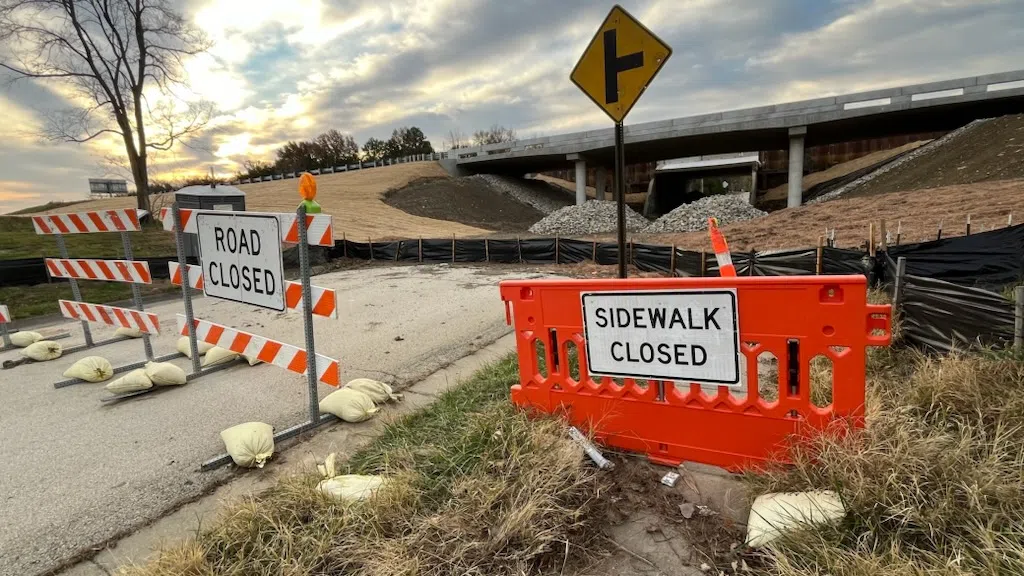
left=316, top=452, right=387, bottom=502
left=344, top=378, right=400, bottom=404
left=105, top=369, right=153, bottom=394
left=10, top=331, right=42, bottom=348
left=319, top=388, right=378, bottom=423
left=176, top=336, right=213, bottom=358
left=203, top=346, right=239, bottom=367
left=20, top=340, right=62, bottom=361
left=220, top=422, right=274, bottom=468
left=318, top=475, right=388, bottom=502
left=241, top=353, right=263, bottom=366
left=144, top=361, right=187, bottom=386
left=62, top=356, right=114, bottom=382
left=746, top=491, right=846, bottom=548
left=115, top=327, right=144, bottom=338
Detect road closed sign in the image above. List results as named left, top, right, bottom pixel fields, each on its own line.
left=197, top=212, right=285, bottom=311
left=581, top=289, right=740, bottom=385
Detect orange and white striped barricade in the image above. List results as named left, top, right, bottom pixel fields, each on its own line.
left=22, top=209, right=170, bottom=383
left=157, top=202, right=340, bottom=470
left=0, top=304, right=10, bottom=349
left=499, top=275, right=892, bottom=472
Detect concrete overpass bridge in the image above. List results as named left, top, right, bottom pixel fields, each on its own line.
left=446, top=70, right=1024, bottom=207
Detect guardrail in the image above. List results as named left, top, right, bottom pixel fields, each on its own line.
left=229, top=152, right=452, bottom=185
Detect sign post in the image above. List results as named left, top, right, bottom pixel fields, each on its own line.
left=571, top=4, right=671, bottom=278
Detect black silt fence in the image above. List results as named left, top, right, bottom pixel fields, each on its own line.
left=898, top=273, right=1016, bottom=353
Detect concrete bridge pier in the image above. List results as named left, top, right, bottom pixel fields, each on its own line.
left=787, top=126, right=807, bottom=208
left=575, top=159, right=587, bottom=205
left=595, top=167, right=607, bottom=200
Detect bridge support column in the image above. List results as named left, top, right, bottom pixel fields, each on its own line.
left=595, top=167, right=607, bottom=200
left=787, top=126, right=807, bottom=208
left=575, top=159, right=587, bottom=205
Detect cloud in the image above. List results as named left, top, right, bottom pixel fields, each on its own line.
left=2, top=0, right=1024, bottom=214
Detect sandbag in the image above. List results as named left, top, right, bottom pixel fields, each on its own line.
left=10, top=331, right=42, bottom=348
left=20, top=340, right=62, bottom=361
left=241, top=353, right=263, bottom=366
left=319, top=388, right=378, bottom=423
left=221, top=422, right=274, bottom=468
left=145, top=361, right=187, bottom=386
left=203, top=346, right=239, bottom=367
left=62, top=356, right=114, bottom=382
left=176, top=336, right=213, bottom=358
left=105, top=369, right=153, bottom=394
left=344, top=378, right=400, bottom=404
left=746, top=491, right=846, bottom=548
left=115, top=327, right=144, bottom=338
left=316, top=452, right=387, bottom=502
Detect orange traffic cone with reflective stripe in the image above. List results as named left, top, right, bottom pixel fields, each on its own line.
left=708, top=217, right=737, bottom=277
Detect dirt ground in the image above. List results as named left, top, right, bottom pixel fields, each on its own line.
left=760, top=140, right=929, bottom=203
left=384, top=176, right=546, bottom=232
left=631, top=178, right=1024, bottom=252
left=846, top=114, right=1024, bottom=198
left=24, top=163, right=490, bottom=240
left=537, top=174, right=649, bottom=204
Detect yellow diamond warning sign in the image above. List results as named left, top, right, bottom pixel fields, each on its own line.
left=570, top=5, right=672, bottom=123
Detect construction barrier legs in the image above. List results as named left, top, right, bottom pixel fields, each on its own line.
left=54, top=233, right=94, bottom=347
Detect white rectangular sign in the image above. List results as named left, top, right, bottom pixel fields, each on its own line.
left=197, top=213, right=285, bottom=311
left=582, top=289, right=740, bottom=385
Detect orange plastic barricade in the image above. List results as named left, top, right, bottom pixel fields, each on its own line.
left=499, top=275, right=891, bottom=471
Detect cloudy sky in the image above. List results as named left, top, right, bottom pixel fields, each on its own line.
left=1, top=0, right=1022, bottom=213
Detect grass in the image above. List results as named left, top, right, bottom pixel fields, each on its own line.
left=0, top=280, right=179, bottom=320
left=121, top=355, right=607, bottom=576
left=0, top=216, right=176, bottom=259
left=745, top=344, right=1024, bottom=575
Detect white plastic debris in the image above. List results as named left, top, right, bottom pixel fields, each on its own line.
left=63, top=356, right=114, bottom=382
left=746, top=490, right=846, bottom=548
left=220, top=422, right=274, bottom=468
left=20, top=340, right=62, bottom=361
left=567, top=426, right=614, bottom=470
left=660, top=471, right=680, bottom=487
left=319, top=388, right=379, bottom=422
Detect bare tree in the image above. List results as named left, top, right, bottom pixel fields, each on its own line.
left=0, top=0, right=212, bottom=212
left=472, top=124, right=516, bottom=146
left=445, top=128, right=467, bottom=150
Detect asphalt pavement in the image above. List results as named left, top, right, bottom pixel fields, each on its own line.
left=0, top=264, right=535, bottom=576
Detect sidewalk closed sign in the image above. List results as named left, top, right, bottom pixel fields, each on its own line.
left=197, top=212, right=285, bottom=311
left=582, top=289, right=740, bottom=385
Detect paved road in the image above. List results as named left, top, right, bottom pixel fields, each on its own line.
left=0, top=264, right=533, bottom=576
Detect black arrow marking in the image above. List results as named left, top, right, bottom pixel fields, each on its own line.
left=603, top=29, right=644, bottom=104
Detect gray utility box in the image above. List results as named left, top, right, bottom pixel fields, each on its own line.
left=174, top=185, right=246, bottom=260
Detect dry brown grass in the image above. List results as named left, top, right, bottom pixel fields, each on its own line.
left=746, top=344, right=1024, bottom=575
left=25, top=163, right=489, bottom=240
left=120, top=356, right=606, bottom=576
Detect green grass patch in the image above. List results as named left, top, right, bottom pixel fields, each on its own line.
left=0, top=217, right=176, bottom=259
left=122, top=355, right=606, bottom=576
left=0, top=280, right=179, bottom=320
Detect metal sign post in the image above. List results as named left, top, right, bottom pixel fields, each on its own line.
left=570, top=4, right=672, bottom=279
left=54, top=233, right=94, bottom=347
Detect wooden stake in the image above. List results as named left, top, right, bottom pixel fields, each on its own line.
left=966, top=214, right=972, bottom=236
left=896, top=221, right=902, bottom=245
left=451, top=234, right=456, bottom=263
left=748, top=249, right=756, bottom=276
left=893, top=257, right=908, bottom=315
left=670, top=244, right=677, bottom=276
left=368, top=237, right=374, bottom=260
left=395, top=240, right=401, bottom=261
left=418, top=237, right=423, bottom=262
left=555, top=235, right=560, bottom=264
left=517, top=236, right=523, bottom=263
left=879, top=219, right=888, bottom=253
left=592, top=240, right=597, bottom=263
left=937, top=220, right=943, bottom=240
left=868, top=222, right=875, bottom=257
left=1016, top=286, right=1024, bottom=351
left=700, top=250, right=707, bottom=277
left=1009, top=213, right=1014, bottom=227
left=342, top=232, right=348, bottom=258
left=816, top=236, right=824, bottom=275
left=485, top=238, right=490, bottom=262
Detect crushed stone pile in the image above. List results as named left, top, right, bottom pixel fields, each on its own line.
left=528, top=200, right=648, bottom=235
left=470, top=174, right=569, bottom=215
left=644, top=194, right=767, bottom=233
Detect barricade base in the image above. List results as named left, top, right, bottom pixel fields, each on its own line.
left=200, top=412, right=336, bottom=471
left=99, top=358, right=245, bottom=403
left=54, top=351, right=182, bottom=389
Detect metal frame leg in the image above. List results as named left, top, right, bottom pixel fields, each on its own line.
left=173, top=203, right=202, bottom=375
left=121, top=231, right=153, bottom=360
left=55, top=233, right=93, bottom=347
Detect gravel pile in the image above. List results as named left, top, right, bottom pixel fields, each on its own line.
left=470, top=174, right=570, bottom=215
left=528, top=200, right=648, bottom=235
left=644, top=194, right=767, bottom=233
